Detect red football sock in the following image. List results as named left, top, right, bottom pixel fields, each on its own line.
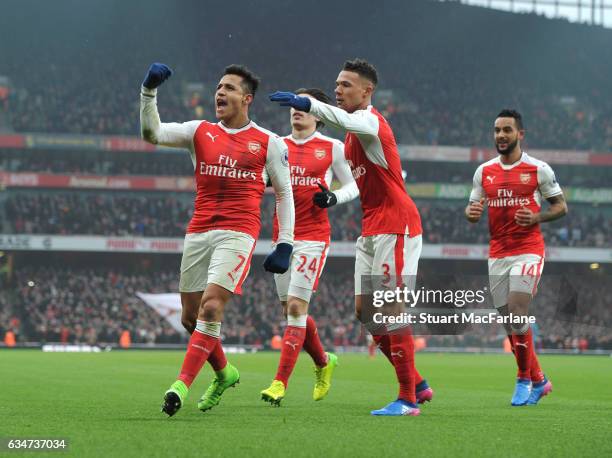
left=207, top=340, right=227, bottom=372
left=302, top=316, right=327, bottom=367
left=373, top=333, right=424, bottom=385
left=529, top=333, right=544, bottom=383
left=372, top=334, right=392, bottom=362
left=274, top=325, right=307, bottom=387
left=512, top=329, right=532, bottom=380
left=178, top=330, right=218, bottom=387
left=508, top=333, right=522, bottom=367
left=389, top=331, right=416, bottom=404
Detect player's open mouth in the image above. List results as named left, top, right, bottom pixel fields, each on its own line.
left=216, top=99, right=227, bottom=107
left=497, top=142, right=508, bottom=149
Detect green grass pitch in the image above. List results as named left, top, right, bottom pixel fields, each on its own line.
left=2, top=350, right=611, bottom=457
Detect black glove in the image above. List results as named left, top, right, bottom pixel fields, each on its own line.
left=313, top=183, right=337, bottom=208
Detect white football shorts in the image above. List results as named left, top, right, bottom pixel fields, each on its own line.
left=179, top=230, right=256, bottom=294
left=488, top=254, right=544, bottom=309
left=274, top=240, right=329, bottom=303
left=354, top=234, right=422, bottom=296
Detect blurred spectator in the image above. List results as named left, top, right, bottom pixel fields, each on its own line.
left=1, top=0, right=612, bottom=151
left=1, top=262, right=608, bottom=350
left=3, top=192, right=610, bottom=247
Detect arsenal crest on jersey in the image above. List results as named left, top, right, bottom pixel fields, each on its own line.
left=247, top=141, right=261, bottom=154
left=520, top=173, right=531, bottom=184
left=314, top=149, right=326, bottom=160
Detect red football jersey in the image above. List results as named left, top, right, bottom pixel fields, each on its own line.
left=470, top=153, right=563, bottom=258
left=188, top=121, right=271, bottom=237
left=140, top=88, right=294, bottom=243
left=309, top=101, right=422, bottom=238
left=272, top=132, right=357, bottom=242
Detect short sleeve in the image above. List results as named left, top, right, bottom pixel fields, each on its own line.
left=537, top=162, right=562, bottom=199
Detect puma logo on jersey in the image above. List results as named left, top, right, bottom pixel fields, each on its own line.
left=486, top=175, right=495, bottom=184
left=206, top=132, right=219, bottom=142
left=514, top=342, right=528, bottom=349
left=391, top=350, right=404, bottom=358
left=285, top=341, right=298, bottom=350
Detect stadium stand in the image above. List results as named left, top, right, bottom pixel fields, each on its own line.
left=1, top=0, right=610, bottom=353
left=1, top=1, right=611, bottom=150
left=1, top=257, right=609, bottom=350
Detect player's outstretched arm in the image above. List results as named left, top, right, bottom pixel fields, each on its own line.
left=263, top=137, right=295, bottom=274
left=269, top=92, right=378, bottom=137
left=140, top=63, right=200, bottom=149
left=314, top=140, right=358, bottom=208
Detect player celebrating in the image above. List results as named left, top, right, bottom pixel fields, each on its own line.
left=465, top=109, right=567, bottom=406
left=260, top=88, right=358, bottom=406
left=270, top=59, right=433, bottom=416
left=140, top=63, right=295, bottom=416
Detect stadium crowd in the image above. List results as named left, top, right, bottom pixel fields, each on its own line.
left=0, top=150, right=193, bottom=177
left=1, top=263, right=609, bottom=351
left=2, top=0, right=612, bottom=151
left=2, top=149, right=610, bottom=189
left=3, top=192, right=610, bottom=248
left=3, top=192, right=191, bottom=237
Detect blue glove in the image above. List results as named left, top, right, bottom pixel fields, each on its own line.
left=263, top=243, right=293, bottom=274
left=269, top=91, right=311, bottom=112
left=142, top=63, right=173, bottom=89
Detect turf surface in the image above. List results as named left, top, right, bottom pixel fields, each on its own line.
left=1, top=350, right=611, bottom=457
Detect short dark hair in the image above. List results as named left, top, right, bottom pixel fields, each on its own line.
left=343, top=58, right=378, bottom=86
left=497, top=109, right=524, bottom=130
left=223, top=64, right=260, bottom=96
left=294, top=87, right=331, bottom=129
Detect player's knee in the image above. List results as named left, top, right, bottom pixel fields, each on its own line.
left=507, top=303, right=529, bottom=319
left=286, top=300, right=303, bottom=319
left=181, top=317, right=196, bottom=334
left=511, top=321, right=530, bottom=335
left=201, top=297, right=223, bottom=321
